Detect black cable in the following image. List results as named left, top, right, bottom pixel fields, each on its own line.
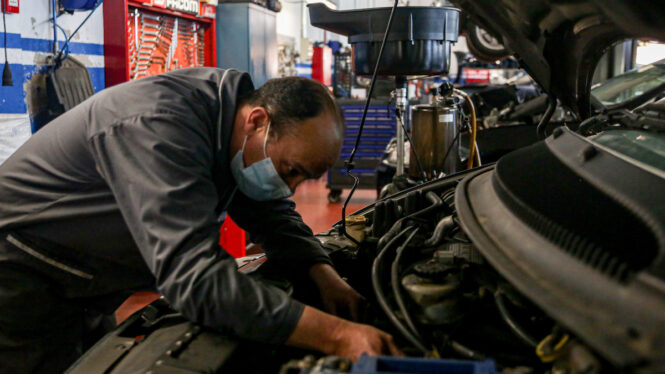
left=1, top=0, right=12, bottom=86
left=341, top=0, right=400, bottom=241
left=423, top=215, right=455, bottom=247
left=373, top=226, right=428, bottom=353
left=391, top=227, right=421, bottom=338
left=2, top=1, right=6, bottom=62
left=537, top=94, right=557, bottom=139
left=396, top=107, right=427, bottom=180
left=377, top=191, right=442, bottom=250
left=494, top=290, right=538, bottom=347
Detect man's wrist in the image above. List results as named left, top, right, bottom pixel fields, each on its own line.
left=285, top=305, right=347, bottom=355
left=309, top=262, right=338, bottom=287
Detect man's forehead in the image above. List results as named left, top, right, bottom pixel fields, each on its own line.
left=278, top=114, right=341, bottom=174
left=294, top=153, right=334, bottom=176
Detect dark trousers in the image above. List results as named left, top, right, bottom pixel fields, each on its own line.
left=0, top=234, right=115, bottom=374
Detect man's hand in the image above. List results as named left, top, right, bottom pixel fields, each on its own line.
left=329, top=320, right=403, bottom=361
left=309, top=263, right=365, bottom=321
left=286, top=306, right=403, bottom=361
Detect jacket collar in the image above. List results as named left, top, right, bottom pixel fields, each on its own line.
left=216, top=69, right=255, bottom=160
left=213, top=69, right=254, bottom=210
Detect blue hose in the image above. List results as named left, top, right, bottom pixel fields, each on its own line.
left=54, top=0, right=103, bottom=63
left=52, top=0, right=58, bottom=54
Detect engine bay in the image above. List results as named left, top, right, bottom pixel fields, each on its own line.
left=308, top=114, right=665, bottom=373
left=314, top=173, right=598, bottom=373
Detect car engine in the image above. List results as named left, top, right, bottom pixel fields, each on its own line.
left=307, top=105, right=665, bottom=374
left=315, top=174, right=598, bottom=373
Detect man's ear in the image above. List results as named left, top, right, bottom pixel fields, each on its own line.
left=244, top=106, right=270, bottom=136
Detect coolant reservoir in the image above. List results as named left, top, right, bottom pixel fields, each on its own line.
left=409, top=101, right=461, bottom=179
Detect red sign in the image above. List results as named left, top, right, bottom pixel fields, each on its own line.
left=134, top=0, right=200, bottom=14
left=464, top=68, right=490, bottom=84
left=165, top=0, right=199, bottom=14
left=199, top=2, right=215, bottom=18
left=2, top=0, right=19, bottom=14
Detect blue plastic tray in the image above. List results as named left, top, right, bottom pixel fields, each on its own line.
left=351, top=355, right=500, bottom=374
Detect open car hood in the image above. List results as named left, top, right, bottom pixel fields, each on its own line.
left=449, top=0, right=665, bottom=118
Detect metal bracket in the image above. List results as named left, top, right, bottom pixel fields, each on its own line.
left=145, top=324, right=203, bottom=374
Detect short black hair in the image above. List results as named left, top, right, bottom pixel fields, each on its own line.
left=239, top=77, right=344, bottom=137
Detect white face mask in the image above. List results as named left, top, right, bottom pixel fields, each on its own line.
left=230, top=122, right=293, bottom=201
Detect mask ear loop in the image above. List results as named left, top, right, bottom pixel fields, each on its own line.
left=262, top=121, right=272, bottom=158
left=241, top=135, right=248, bottom=153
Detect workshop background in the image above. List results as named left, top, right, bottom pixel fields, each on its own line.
left=0, top=1, right=664, bottom=323
left=0, top=0, right=438, bottom=230
left=1, top=0, right=663, bottom=233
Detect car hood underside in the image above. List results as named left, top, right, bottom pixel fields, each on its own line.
left=448, top=0, right=665, bottom=118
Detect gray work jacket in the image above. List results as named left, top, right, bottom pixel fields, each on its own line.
left=0, top=68, right=331, bottom=344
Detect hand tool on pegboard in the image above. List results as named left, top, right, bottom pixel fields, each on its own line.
left=125, top=7, right=209, bottom=81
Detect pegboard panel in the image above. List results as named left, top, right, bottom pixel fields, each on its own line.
left=128, top=7, right=207, bottom=80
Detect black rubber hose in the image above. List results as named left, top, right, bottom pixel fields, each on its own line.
left=494, top=291, right=538, bottom=347
left=341, top=0, right=400, bottom=242
left=373, top=226, right=428, bottom=353
left=577, top=113, right=608, bottom=135
left=536, top=95, right=557, bottom=139
left=391, top=227, right=421, bottom=338
left=423, top=215, right=456, bottom=247
left=377, top=191, right=443, bottom=249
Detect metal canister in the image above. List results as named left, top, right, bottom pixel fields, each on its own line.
left=409, top=101, right=460, bottom=179
left=345, top=215, right=367, bottom=243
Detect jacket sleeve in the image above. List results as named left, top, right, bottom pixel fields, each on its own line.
left=228, top=190, right=333, bottom=275
left=87, top=112, right=303, bottom=344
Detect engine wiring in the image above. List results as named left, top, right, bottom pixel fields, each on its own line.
left=372, top=226, right=429, bottom=353
left=537, top=94, right=557, bottom=139
left=334, top=178, right=580, bottom=367
left=536, top=331, right=570, bottom=363
left=494, top=290, right=539, bottom=348
left=454, top=89, right=480, bottom=169
left=376, top=191, right=443, bottom=249
left=392, top=226, right=422, bottom=338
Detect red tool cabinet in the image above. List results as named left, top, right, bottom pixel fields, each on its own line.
left=103, top=0, right=217, bottom=87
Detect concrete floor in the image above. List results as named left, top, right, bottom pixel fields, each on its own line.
left=115, top=177, right=377, bottom=323
left=290, top=177, right=376, bottom=234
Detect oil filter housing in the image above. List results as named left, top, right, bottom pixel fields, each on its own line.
left=308, top=4, right=460, bottom=76
left=409, top=100, right=461, bottom=179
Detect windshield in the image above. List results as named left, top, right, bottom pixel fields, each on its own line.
left=591, top=61, right=665, bottom=107
left=593, top=129, right=665, bottom=176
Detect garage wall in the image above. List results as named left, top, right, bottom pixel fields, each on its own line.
left=0, top=1, right=104, bottom=163
left=0, top=1, right=105, bottom=115
left=276, top=0, right=303, bottom=48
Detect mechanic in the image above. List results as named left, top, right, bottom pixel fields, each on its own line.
left=0, top=68, right=401, bottom=373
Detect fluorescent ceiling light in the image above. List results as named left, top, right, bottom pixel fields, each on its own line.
left=306, top=0, right=337, bottom=10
